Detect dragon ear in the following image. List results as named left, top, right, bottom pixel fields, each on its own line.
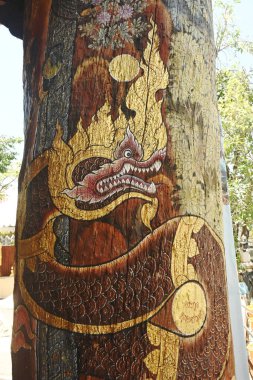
left=114, top=126, right=143, bottom=160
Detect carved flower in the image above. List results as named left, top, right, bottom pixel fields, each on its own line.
left=79, top=0, right=149, bottom=50
left=97, top=10, right=111, bottom=24
left=118, top=5, right=134, bottom=20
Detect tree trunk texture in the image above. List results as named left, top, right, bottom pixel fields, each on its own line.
left=10, top=0, right=235, bottom=379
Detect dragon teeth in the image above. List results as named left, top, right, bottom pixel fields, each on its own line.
left=97, top=178, right=156, bottom=194
left=97, top=158, right=161, bottom=194
left=124, top=163, right=131, bottom=173
left=154, top=161, right=161, bottom=171
left=149, top=182, right=156, bottom=193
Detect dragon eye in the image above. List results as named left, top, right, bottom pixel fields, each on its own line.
left=124, top=149, right=132, bottom=158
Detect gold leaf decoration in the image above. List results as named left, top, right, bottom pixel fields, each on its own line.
left=171, top=282, right=207, bottom=336
left=126, top=18, right=169, bottom=160
left=44, top=18, right=169, bottom=222
left=109, top=54, right=140, bottom=82
left=171, top=216, right=202, bottom=287
left=113, top=108, right=129, bottom=153
left=144, top=323, right=179, bottom=380
left=68, top=118, right=89, bottom=154
left=144, top=349, right=160, bottom=375
left=48, top=122, right=74, bottom=198
left=43, top=58, right=62, bottom=79
left=141, top=197, right=158, bottom=230
left=87, top=101, right=116, bottom=148
left=80, top=8, right=93, bottom=17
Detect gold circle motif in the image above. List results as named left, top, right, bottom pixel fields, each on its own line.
left=109, top=54, right=140, bottom=82
left=172, top=282, right=207, bottom=335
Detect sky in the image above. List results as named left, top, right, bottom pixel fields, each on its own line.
left=233, top=0, right=253, bottom=70
left=0, top=27, right=23, bottom=226
left=234, top=0, right=253, bottom=40
left=0, top=28, right=23, bottom=141
left=0, top=0, right=252, bottom=226
left=214, top=0, right=253, bottom=70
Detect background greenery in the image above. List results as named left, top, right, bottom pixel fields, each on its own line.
left=214, top=0, right=253, bottom=241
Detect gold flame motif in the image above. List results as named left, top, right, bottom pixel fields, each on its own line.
left=45, top=18, right=169, bottom=225
left=126, top=19, right=169, bottom=160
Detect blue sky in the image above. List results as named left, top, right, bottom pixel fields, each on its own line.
left=233, top=0, right=253, bottom=69
left=234, top=0, right=253, bottom=39
left=0, top=0, right=252, bottom=226
left=214, top=0, right=253, bottom=69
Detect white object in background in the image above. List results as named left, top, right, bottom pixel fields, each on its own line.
left=223, top=204, right=249, bottom=380
left=240, top=250, right=251, bottom=263
left=0, top=276, right=14, bottom=299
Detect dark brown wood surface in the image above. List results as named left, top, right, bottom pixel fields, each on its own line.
left=0, top=0, right=236, bottom=379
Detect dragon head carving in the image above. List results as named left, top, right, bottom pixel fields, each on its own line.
left=47, top=19, right=169, bottom=228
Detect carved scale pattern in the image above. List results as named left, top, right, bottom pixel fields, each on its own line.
left=75, top=324, right=154, bottom=379
left=177, top=225, right=230, bottom=379
left=24, top=245, right=173, bottom=325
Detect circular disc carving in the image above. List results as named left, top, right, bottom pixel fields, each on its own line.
left=172, top=282, right=207, bottom=336
left=109, top=54, right=140, bottom=82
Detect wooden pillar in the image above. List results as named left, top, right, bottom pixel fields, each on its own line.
left=2, top=0, right=235, bottom=378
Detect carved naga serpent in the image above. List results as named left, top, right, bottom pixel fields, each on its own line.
left=13, top=7, right=232, bottom=379
left=16, top=144, right=230, bottom=377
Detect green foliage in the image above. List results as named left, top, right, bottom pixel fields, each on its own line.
left=0, top=136, right=22, bottom=200
left=0, top=136, right=19, bottom=173
left=214, top=0, right=253, bottom=60
left=214, top=0, right=253, bottom=232
left=217, top=69, right=253, bottom=228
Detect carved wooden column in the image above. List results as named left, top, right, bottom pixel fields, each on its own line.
left=6, top=0, right=236, bottom=379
